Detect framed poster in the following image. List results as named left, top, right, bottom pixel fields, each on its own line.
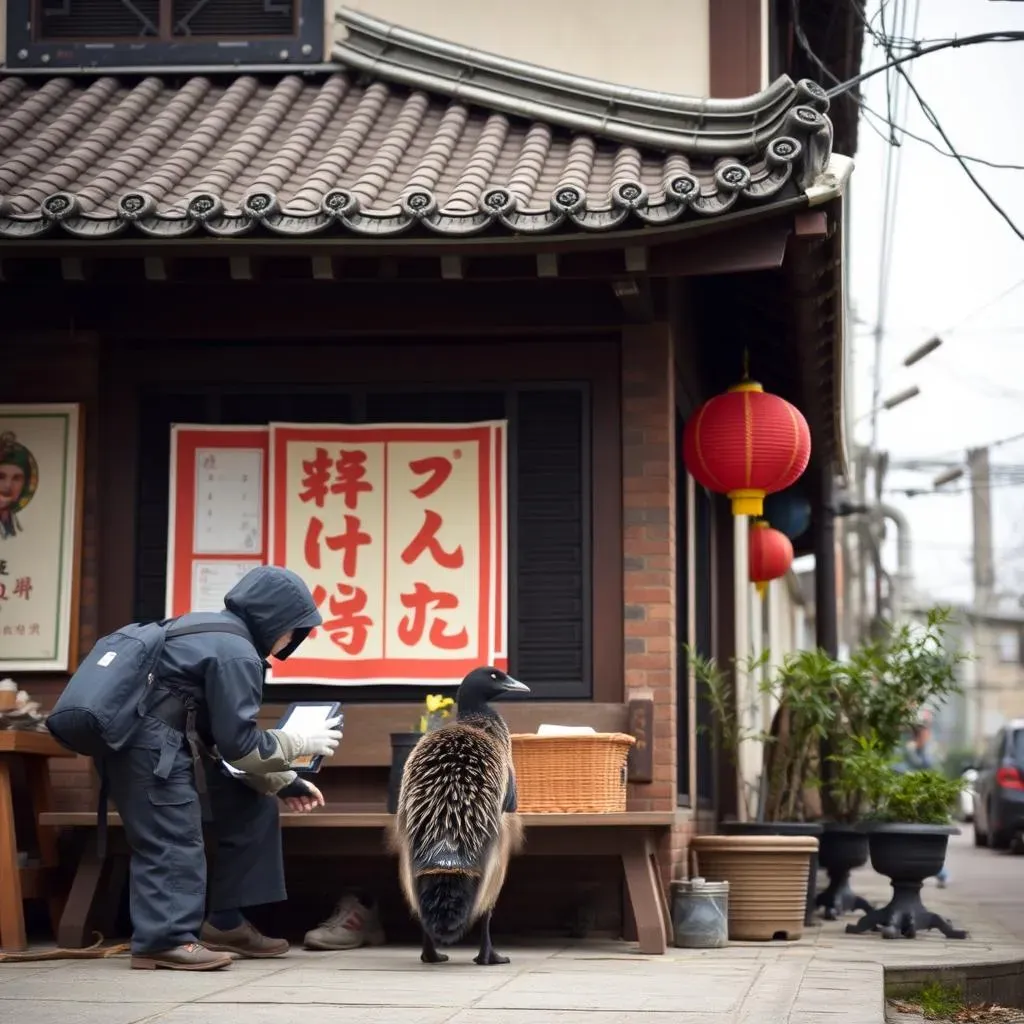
left=267, top=421, right=507, bottom=685
left=0, top=403, right=83, bottom=672
left=165, top=425, right=269, bottom=617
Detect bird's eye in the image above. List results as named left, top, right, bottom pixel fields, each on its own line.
left=491, top=672, right=498, bottom=679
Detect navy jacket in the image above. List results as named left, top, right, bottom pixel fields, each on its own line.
left=154, top=565, right=322, bottom=766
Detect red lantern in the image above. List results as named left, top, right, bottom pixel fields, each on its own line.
left=749, top=519, right=794, bottom=598
left=682, top=378, right=811, bottom=517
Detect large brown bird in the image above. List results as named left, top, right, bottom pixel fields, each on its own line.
left=389, top=666, right=529, bottom=966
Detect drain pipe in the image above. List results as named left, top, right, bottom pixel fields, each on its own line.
left=876, top=502, right=911, bottom=623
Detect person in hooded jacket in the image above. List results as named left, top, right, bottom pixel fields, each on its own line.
left=99, top=564, right=342, bottom=971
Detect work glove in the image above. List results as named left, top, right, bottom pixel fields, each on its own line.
left=282, top=714, right=343, bottom=758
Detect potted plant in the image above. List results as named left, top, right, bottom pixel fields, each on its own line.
left=688, top=648, right=823, bottom=941
left=841, top=736, right=967, bottom=940
left=386, top=693, right=455, bottom=813
left=820, top=608, right=966, bottom=921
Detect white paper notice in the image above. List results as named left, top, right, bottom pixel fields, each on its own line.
left=191, top=560, right=263, bottom=613
left=193, top=448, right=264, bottom=554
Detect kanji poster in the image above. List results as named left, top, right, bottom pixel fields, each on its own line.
left=166, top=420, right=507, bottom=685
left=268, top=422, right=507, bottom=685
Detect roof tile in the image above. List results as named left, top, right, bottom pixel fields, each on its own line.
left=0, top=14, right=836, bottom=241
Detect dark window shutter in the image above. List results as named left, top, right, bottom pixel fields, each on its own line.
left=514, top=390, right=588, bottom=696
left=171, top=0, right=295, bottom=37
left=37, top=0, right=161, bottom=39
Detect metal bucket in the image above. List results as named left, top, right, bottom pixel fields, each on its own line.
left=671, top=877, right=729, bottom=948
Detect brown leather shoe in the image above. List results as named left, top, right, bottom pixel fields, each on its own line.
left=131, top=942, right=233, bottom=971
left=199, top=919, right=290, bottom=959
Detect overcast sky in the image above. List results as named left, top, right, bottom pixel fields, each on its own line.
left=846, top=0, right=1024, bottom=610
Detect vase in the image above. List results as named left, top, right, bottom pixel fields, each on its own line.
left=815, top=823, right=873, bottom=920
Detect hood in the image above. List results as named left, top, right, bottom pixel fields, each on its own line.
left=223, top=565, right=322, bottom=660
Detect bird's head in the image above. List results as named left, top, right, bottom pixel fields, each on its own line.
left=456, top=666, right=530, bottom=712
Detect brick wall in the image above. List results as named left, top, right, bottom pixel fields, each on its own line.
left=3, top=336, right=101, bottom=811
left=621, top=323, right=691, bottom=884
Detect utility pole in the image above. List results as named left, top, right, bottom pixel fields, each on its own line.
left=968, top=446, right=994, bottom=613
left=967, top=445, right=994, bottom=753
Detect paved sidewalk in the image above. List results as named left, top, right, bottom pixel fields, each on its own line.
left=0, top=832, right=1020, bottom=1024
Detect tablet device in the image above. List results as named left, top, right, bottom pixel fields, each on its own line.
left=274, top=700, right=343, bottom=774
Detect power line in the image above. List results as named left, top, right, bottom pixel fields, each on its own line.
left=845, top=6, right=1024, bottom=243
left=826, top=31, right=1024, bottom=102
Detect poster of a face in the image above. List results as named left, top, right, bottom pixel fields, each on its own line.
left=0, top=405, right=81, bottom=672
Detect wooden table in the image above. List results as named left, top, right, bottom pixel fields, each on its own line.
left=41, top=809, right=676, bottom=954
left=0, top=730, right=76, bottom=951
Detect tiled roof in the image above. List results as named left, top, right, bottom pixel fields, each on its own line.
left=0, top=9, right=837, bottom=242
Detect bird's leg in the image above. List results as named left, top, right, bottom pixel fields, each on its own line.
left=420, top=928, right=448, bottom=965
left=473, top=910, right=510, bottom=966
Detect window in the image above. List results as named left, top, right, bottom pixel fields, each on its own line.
left=7, top=0, right=323, bottom=69
left=997, top=630, right=1020, bottom=664
left=33, top=0, right=297, bottom=39
left=133, top=384, right=592, bottom=701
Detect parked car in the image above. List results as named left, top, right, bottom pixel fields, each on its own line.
left=973, top=719, right=1024, bottom=851
left=959, top=766, right=978, bottom=822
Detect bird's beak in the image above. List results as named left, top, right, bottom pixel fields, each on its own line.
left=501, top=677, right=531, bottom=694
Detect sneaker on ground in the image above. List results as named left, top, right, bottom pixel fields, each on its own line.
left=304, top=893, right=386, bottom=950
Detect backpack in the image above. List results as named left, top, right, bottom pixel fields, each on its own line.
left=46, top=618, right=252, bottom=758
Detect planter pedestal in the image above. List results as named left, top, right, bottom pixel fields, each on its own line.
left=387, top=732, right=422, bottom=814
left=815, top=825, right=873, bottom=921
left=845, top=879, right=967, bottom=940
left=845, top=823, right=966, bottom=940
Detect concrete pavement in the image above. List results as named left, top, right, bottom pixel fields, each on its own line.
left=0, top=831, right=1020, bottom=1024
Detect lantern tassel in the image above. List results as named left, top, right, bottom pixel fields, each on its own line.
left=755, top=581, right=768, bottom=600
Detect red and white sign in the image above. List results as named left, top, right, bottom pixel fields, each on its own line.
left=166, top=425, right=269, bottom=617
left=166, top=421, right=507, bottom=685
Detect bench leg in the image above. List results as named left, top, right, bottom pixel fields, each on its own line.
left=0, top=759, right=27, bottom=951
left=57, top=834, right=122, bottom=949
left=621, top=832, right=669, bottom=955
left=25, top=759, right=65, bottom=938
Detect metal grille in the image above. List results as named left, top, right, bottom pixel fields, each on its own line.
left=171, top=0, right=295, bottom=37
left=37, top=0, right=161, bottom=39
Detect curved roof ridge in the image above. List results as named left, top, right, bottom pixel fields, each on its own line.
left=332, top=6, right=829, bottom=156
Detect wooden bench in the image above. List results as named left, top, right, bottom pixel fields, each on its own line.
left=40, top=810, right=675, bottom=954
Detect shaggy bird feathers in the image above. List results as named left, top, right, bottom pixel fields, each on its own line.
left=389, top=666, right=529, bottom=966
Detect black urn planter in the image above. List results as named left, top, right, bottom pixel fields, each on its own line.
left=719, top=821, right=823, bottom=927
left=845, top=824, right=967, bottom=940
left=386, top=732, right=422, bottom=814
left=815, top=824, right=873, bottom=921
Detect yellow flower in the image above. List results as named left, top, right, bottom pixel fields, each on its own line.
left=425, top=694, right=445, bottom=713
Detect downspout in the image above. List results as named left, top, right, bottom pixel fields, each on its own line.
left=875, top=502, right=911, bottom=623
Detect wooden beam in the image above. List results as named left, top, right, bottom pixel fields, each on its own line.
left=143, top=257, right=168, bottom=282
left=311, top=256, right=335, bottom=280
left=536, top=253, right=558, bottom=278
left=60, top=258, right=86, bottom=282
left=612, top=278, right=655, bottom=323
left=229, top=257, right=253, bottom=281
left=794, top=210, right=829, bottom=239
left=378, top=257, right=399, bottom=279
left=440, top=255, right=463, bottom=281
left=624, top=247, right=648, bottom=274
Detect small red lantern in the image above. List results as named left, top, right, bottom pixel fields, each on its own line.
left=749, top=519, right=794, bottom=598
left=682, top=377, right=811, bottom=517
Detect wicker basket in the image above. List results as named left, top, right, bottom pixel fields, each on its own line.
left=510, top=732, right=636, bottom=813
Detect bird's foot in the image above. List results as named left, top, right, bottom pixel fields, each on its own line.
left=473, top=949, right=510, bottom=966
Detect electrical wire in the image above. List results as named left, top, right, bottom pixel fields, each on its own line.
left=826, top=32, right=1024, bottom=101
left=844, top=5, right=1024, bottom=243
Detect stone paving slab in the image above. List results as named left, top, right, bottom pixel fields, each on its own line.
left=0, top=832, right=1019, bottom=1024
